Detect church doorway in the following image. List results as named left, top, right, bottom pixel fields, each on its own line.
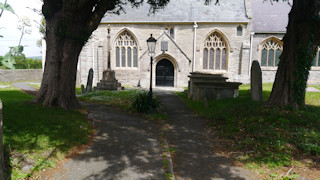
left=156, top=59, right=174, bottom=87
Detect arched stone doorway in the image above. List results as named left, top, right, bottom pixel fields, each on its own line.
left=156, top=59, right=174, bottom=87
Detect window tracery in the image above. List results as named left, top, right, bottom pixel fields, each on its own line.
left=259, top=37, right=283, bottom=67
left=115, top=31, right=138, bottom=68
left=203, top=32, right=228, bottom=70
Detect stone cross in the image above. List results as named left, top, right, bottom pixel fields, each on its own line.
left=0, top=100, right=4, bottom=180
left=86, top=68, right=94, bottom=92
left=250, top=60, right=263, bottom=101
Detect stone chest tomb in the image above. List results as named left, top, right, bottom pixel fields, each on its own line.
left=188, top=72, right=242, bottom=101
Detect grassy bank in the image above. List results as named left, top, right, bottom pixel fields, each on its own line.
left=0, top=84, right=92, bottom=179
left=177, top=84, right=320, bottom=179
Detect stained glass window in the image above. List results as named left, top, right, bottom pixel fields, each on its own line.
left=127, top=47, right=131, bottom=67
left=121, top=47, right=125, bottom=67
left=215, top=48, right=221, bottom=70
left=275, top=49, right=281, bottom=66
left=268, top=49, right=274, bottom=67
left=222, top=49, right=227, bottom=70
left=115, top=31, right=138, bottom=68
left=209, top=48, right=214, bottom=69
left=312, top=47, right=320, bottom=67
left=260, top=37, right=283, bottom=67
left=133, top=47, right=138, bottom=67
left=203, top=48, right=208, bottom=69
left=116, top=47, right=120, bottom=67
left=203, top=32, right=228, bottom=70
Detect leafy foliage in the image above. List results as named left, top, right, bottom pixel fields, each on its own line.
left=130, top=91, right=160, bottom=113
left=1, top=46, right=23, bottom=69
left=0, top=2, right=15, bottom=16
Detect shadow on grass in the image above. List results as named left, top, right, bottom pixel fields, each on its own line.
left=177, top=86, right=320, bottom=169
left=157, top=94, right=254, bottom=179
left=0, top=90, right=91, bottom=178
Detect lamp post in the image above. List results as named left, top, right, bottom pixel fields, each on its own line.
left=147, top=34, right=157, bottom=104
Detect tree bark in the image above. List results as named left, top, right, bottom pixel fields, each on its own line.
left=33, top=0, right=118, bottom=109
left=265, top=0, right=320, bottom=109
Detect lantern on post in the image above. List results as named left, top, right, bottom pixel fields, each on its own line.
left=146, top=34, right=157, bottom=104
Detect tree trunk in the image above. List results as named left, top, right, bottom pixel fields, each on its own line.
left=265, top=0, right=320, bottom=109
left=33, top=0, right=119, bottom=110
left=32, top=13, right=85, bottom=110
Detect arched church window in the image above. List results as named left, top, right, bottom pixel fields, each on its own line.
left=115, top=31, right=138, bottom=68
left=312, top=47, right=320, bottom=67
left=237, top=25, right=243, bottom=36
left=169, top=28, right=175, bottom=39
left=259, top=37, right=283, bottom=67
left=203, top=32, right=228, bottom=70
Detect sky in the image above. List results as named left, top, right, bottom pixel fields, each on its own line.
left=0, top=0, right=43, bottom=57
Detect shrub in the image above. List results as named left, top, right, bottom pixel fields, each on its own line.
left=130, top=91, right=160, bottom=113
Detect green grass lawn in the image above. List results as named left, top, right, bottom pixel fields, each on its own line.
left=0, top=84, right=92, bottom=179
left=77, top=89, right=168, bottom=121
left=77, top=89, right=141, bottom=110
left=177, top=84, right=320, bottom=179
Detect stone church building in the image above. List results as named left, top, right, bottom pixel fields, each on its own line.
left=75, top=0, right=320, bottom=89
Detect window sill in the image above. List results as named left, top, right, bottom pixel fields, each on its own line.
left=310, top=67, right=320, bottom=71
left=261, top=67, right=278, bottom=71
left=113, top=67, right=139, bottom=70
left=200, top=69, right=228, bottom=74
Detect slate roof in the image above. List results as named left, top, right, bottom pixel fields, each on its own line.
left=251, top=0, right=291, bottom=33
left=101, top=0, right=249, bottom=23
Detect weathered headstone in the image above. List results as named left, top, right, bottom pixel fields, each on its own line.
left=250, top=60, right=263, bottom=101
left=81, top=85, right=86, bottom=94
left=0, top=99, right=4, bottom=180
left=86, top=68, right=93, bottom=92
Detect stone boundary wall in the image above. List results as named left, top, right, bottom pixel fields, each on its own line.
left=0, top=69, right=43, bottom=82
left=262, top=70, right=320, bottom=84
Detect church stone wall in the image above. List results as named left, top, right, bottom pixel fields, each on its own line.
left=251, top=33, right=320, bottom=84
left=78, top=22, right=252, bottom=88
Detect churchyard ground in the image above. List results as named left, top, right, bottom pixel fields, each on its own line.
left=1, top=81, right=320, bottom=179
left=176, top=83, right=320, bottom=179
left=0, top=82, right=92, bottom=179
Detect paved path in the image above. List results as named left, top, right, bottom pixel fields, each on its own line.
left=52, top=103, right=165, bottom=180
left=12, top=82, right=38, bottom=91
left=13, top=83, right=257, bottom=179
left=158, top=93, right=257, bottom=180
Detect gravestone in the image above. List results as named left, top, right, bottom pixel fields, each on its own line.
left=250, top=60, right=263, bottom=101
left=0, top=100, right=4, bottom=180
left=81, top=85, right=85, bottom=94
left=86, top=68, right=93, bottom=92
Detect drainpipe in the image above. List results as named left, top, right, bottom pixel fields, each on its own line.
left=92, top=41, right=95, bottom=69
left=92, top=41, right=95, bottom=84
left=249, top=32, right=255, bottom=76
left=193, top=22, right=198, bottom=72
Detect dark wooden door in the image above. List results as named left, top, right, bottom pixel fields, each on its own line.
left=156, top=59, right=174, bottom=87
